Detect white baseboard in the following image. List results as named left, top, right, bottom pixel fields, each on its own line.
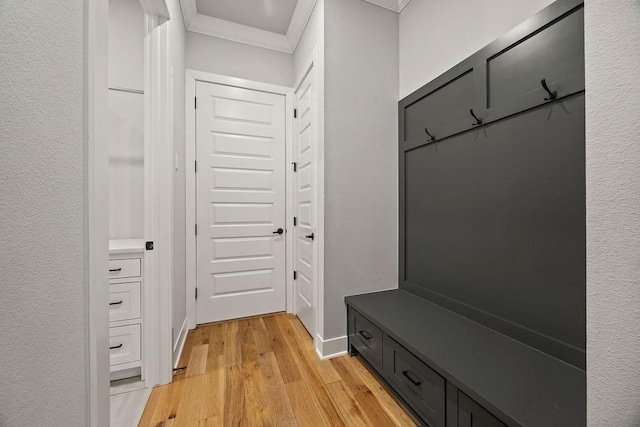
left=173, top=317, right=188, bottom=369
left=315, top=334, right=348, bottom=360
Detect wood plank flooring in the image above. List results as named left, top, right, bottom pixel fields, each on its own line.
left=139, top=313, right=418, bottom=426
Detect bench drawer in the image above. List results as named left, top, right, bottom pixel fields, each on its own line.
left=384, top=335, right=446, bottom=427
left=108, top=258, right=141, bottom=279
left=349, top=308, right=383, bottom=370
left=109, top=324, right=141, bottom=367
left=109, top=282, right=141, bottom=322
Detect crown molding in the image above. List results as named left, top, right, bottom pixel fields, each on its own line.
left=179, top=0, right=317, bottom=54
left=361, top=0, right=413, bottom=13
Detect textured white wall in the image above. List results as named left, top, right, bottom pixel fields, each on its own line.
left=169, top=0, right=188, bottom=362
left=0, top=2, right=89, bottom=426
left=399, top=0, right=554, bottom=99
left=585, top=1, right=640, bottom=425
left=185, top=32, right=294, bottom=87
left=323, top=0, right=399, bottom=339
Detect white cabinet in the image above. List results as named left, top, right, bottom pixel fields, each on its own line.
left=109, top=239, right=144, bottom=379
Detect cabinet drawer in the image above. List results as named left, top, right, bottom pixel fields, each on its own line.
left=349, top=308, right=383, bottom=370
left=109, top=258, right=141, bottom=279
left=458, top=391, right=506, bottom=427
left=109, top=324, right=141, bottom=366
left=109, top=282, right=141, bottom=322
left=383, top=336, right=446, bottom=427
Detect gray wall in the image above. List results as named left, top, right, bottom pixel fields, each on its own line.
left=293, top=0, right=323, bottom=79
left=170, top=0, right=188, bottom=365
left=323, top=0, right=399, bottom=340
left=186, top=32, right=294, bottom=87
left=0, top=1, right=89, bottom=425
left=585, top=0, right=640, bottom=425
left=399, top=0, right=554, bottom=98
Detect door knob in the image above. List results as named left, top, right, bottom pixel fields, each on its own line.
left=305, top=233, right=315, bottom=240
left=273, top=228, right=284, bottom=235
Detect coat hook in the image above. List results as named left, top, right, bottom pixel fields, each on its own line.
left=424, top=127, right=435, bottom=142
left=541, top=79, right=557, bottom=101
left=470, top=109, right=483, bottom=126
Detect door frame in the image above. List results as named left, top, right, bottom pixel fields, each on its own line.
left=185, top=70, right=295, bottom=329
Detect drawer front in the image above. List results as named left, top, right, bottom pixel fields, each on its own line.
left=349, top=308, right=383, bottom=370
left=109, top=324, right=141, bottom=366
left=109, top=258, right=141, bottom=279
left=458, top=391, right=506, bottom=427
left=383, top=336, right=446, bottom=427
left=109, top=282, right=141, bottom=322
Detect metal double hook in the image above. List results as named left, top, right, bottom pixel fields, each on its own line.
left=541, top=79, right=557, bottom=101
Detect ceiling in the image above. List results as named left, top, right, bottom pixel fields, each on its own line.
left=180, top=0, right=412, bottom=54
left=194, top=0, right=299, bottom=35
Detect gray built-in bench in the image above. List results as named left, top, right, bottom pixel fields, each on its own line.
left=346, top=0, right=586, bottom=425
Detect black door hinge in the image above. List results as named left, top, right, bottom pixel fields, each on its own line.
left=195, top=161, right=197, bottom=172
left=293, top=271, right=297, bottom=280
left=194, top=97, right=197, bottom=109
left=195, top=288, right=198, bottom=300
left=292, top=162, right=297, bottom=172
left=195, top=224, right=197, bottom=235
left=146, top=241, right=154, bottom=250
left=294, top=108, right=297, bottom=118
left=293, top=216, right=297, bottom=226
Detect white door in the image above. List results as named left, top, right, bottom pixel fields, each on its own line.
left=293, top=64, right=318, bottom=337
left=196, top=82, right=286, bottom=324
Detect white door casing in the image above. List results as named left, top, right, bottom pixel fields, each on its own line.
left=293, top=61, right=318, bottom=338
left=195, top=82, right=287, bottom=324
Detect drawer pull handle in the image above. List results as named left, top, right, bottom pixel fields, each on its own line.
left=402, top=370, right=422, bottom=386
left=358, top=330, right=372, bottom=340
left=110, top=344, right=123, bottom=350
left=109, top=268, right=122, bottom=272
left=109, top=301, right=123, bottom=306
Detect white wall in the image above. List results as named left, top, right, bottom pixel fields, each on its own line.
left=108, top=0, right=145, bottom=240
left=186, top=32, right=294, bottom=87
left=169, top=0, right=188, bottom=364
left=399, top=0, right=554, bottom=99
left=0, top=1, right=89, bottom=425
left=323, top=0, right=399, bottom=340
left=109, top=0, right=145, bottom=91
left=585, top=1, right=640, bottom=425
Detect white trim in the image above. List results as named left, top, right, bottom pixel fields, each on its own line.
left=139, top=0, right=170, bottom=19
left=397, top=0, right=412, bottom=12
left=143, top=14, right=174, bottom=387
left=87, top=0, right=110, bottom=425
left=178, top=0, right=317, bottom=54
left=173, top=317, right=189, bottom=368
left=315, top=335, right=348, bottom=360
left=185, top=70, right=294, bottom=328
left=188, top=14, right=292, bottom=54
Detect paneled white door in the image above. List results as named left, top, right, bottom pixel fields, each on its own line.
left=196, top=82, right=286, bottom=324
left=293, top=63, right=318, bottom=337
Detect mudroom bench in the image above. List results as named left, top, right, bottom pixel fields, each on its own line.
left=346, top=290, right=585, bottom=427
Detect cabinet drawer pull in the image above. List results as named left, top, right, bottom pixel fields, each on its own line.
left=109, top=268, right=122, bottom=272
left=402, top=370, right=422, bottom=386
left=110, top=344, right=123, bottom=350
left=109, top=301, right=123, bottom=306
left=358, top=330, right=372, bottom=340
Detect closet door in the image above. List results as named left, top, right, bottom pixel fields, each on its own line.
left=195, top=82, right=287, bottom=324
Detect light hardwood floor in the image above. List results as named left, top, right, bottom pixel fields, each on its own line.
left=139, top=313, right=418, bottom=426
